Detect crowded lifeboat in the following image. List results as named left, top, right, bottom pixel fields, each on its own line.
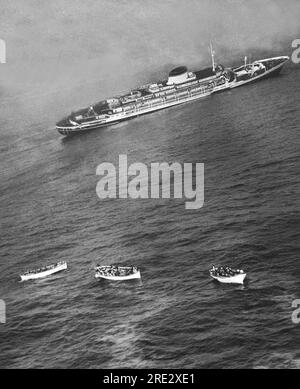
left=95, top=265, right=141, bottom=281
left=209, top=265, right=246, bottom=284
left=20, top=261, right=67, bottom=281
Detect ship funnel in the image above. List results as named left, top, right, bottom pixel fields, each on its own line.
left=167, top=66, right=188, bottom=85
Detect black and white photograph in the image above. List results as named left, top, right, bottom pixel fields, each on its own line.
left=0, top=0, right=299, bottom=373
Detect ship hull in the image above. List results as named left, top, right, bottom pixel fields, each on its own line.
left=211, top=58, right=287, bottom=95
left=56, top=56, right=289, bottom=136
left=56, top=90, right=212, bottom=135
left=229, top=59, right=287, bottom=90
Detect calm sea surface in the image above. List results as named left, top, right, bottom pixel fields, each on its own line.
left=0, top=64, right=299, bottom=369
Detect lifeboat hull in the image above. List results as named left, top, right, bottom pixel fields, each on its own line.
left=95, top=270, right=141, bottom=281
left=210, top=272, right=246, bottom=285
left=20, top=262, right=67, bottom=281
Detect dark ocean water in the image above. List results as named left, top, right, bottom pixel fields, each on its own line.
left=0, top=64, right=299, bottom=369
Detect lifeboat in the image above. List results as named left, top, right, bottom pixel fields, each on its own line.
left=209, top=266, right=246, bottom=285
left=95, top=265, right=141, bottom=281
left=20, top=261, right=67, bottom=281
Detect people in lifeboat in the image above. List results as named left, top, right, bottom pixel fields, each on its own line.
left=24, top=263, right=61, bottom=275
left=96, top=265, right=138, bottom=277
left=211, top=265, right=243, bottom=277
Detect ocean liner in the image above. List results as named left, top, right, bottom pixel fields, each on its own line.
left=56, top=50, right=289, bottom=136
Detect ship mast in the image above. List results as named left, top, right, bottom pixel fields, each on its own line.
left=210, top=42, right=216, bottom=72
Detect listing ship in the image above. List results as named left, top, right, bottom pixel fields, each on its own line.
left=56, top=49, right=289, bottom=136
